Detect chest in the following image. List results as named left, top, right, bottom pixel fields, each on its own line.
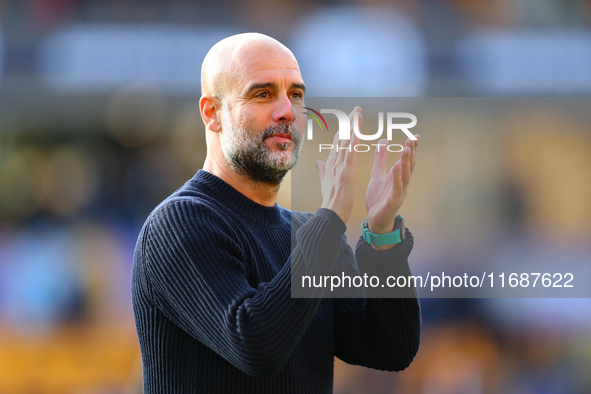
left=232, top=222, right=292, bottom=287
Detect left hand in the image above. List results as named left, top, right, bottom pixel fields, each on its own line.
left=316, top=107, right=362, bottom=224
left=365, top=135, right=420, bottom=244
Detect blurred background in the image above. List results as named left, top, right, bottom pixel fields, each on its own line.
left=1, top=0, right=591, bottom=392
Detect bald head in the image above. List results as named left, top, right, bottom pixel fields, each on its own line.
left=201, top=33, right=300, bottom=99
left=199, top=32, right=306, bottom=194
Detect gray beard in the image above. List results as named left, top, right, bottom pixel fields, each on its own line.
left=221, top=118, right=303, bottom=186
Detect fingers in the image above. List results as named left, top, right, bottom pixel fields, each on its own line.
left=391, top=160, right=403, bottom=197
left=401, top=146, right=411, bottom=186
left=404, top=133, right=420, bottom=174
left=322, top=106, right=362, bottom=182
left=349, top=106, right=363, bottom=125
left=351, top=108, right=362, bottom=157
left=316, top=106, right=362, bottom=224
left=346, top=114, right=361, bottom=165
left=405, top=137, right=414, bottom=171
left=338, top=106, right=362, bottom=160
left=412, top=134, right=420, bottom=171
left=324, top=128, right=339, bottom=168
left=316, top=160, right=326, bottom=183
left=338, top=128, right=350, bottom=155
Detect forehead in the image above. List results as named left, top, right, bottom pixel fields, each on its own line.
left=229, top=45, right=303, bottom=94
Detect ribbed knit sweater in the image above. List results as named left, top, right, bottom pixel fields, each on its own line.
left=131, top=170, right=421, bottom=393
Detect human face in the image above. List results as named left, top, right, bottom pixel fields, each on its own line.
left=220, top=100, right=303, bottom=184
left=219, top=44, right=307, bottom=184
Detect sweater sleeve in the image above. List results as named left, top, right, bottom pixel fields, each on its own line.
left=334, top=228, right=421, bottom=371
left=141, top=200, right=345, bottom=378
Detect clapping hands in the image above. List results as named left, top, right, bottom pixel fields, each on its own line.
left=316, top=106, right=420, bottom=249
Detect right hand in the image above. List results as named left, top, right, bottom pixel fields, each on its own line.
left=316, top=106, right=362, bottom=224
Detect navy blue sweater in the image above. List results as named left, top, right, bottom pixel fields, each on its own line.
left=131, top=170, right=420, bottom=393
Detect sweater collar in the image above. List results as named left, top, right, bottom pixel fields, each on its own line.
left=191, top=170, right=286, bottom=226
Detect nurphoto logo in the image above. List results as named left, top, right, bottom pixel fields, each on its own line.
left=303, top=108, right=418, bottom=152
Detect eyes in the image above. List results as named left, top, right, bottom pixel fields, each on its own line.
left=254, top=90, right=304, bottom=101
left=291, top=91, right=304, bottom=99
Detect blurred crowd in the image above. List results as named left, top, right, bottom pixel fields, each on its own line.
left=1, top=0, right=591, bottom=393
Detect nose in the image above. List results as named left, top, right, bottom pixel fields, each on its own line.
left=272, top=93, right=295, bottom=124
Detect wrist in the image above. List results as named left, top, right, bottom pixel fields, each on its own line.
left=362, top=215, right=405, bottom=250
left=371, top=242, right=396, bottom=250
left=368, top=222, right=395, bottom=235
left=370, top=220, right=398, bottom=250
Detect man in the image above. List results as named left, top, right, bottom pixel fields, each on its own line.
left=132, top=32, right=421, bottom=393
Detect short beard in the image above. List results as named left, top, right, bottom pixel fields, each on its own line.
left=220, top=113, right=303, bottom=186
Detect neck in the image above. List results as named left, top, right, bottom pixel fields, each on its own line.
left=203, top=157, right=280, bottom=207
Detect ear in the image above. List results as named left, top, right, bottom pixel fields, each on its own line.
left=200, top=95, right=222, bottom=132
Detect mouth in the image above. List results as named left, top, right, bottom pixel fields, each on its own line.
left=266, top=134, right=292, bottom=143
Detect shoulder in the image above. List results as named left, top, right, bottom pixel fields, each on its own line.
left=145, top=195, right=234, bottom=244
left=137, top=174, right=240, bottom=254
left=137, top=195, right=245, bottom=273
left=146, top=174, right=235, bottom=233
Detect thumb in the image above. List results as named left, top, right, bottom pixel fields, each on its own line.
left=316, top=160, right=326, bottom=183
left=391, top=160, right=403, bottom=196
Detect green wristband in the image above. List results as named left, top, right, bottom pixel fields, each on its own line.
left=361, top=215, right=404, bottom=246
